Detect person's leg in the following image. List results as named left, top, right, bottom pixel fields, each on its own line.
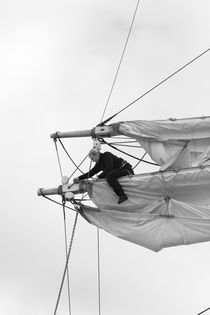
left=106, top=169, right=128, bottom=203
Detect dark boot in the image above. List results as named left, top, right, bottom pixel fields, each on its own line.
left=118, top=194, right=128, bottom=204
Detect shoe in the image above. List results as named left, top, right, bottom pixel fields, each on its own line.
left=118, top=195, right=128, bottom=204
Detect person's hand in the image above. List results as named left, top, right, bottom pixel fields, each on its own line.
left=73, top=177, right=79, bottom=184
left=93, top=176, right=98, bottom=182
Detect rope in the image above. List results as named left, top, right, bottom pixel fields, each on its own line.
left=100, top=138, right=158, bottom=166
left=55, top=136, right=91, bottom=180
left=54, top=139, right=63, bottom=178
left=100, top=48, right=210, bottom=125
left=86, top=157, right=102, bottom=315
left=197, top=307, right=210, bottom=315
left=42, top=195, right=76, bottom=211
left=110, top=143, right=142, bottom=148
left=62, top=200, right=72, bottom=315
left=41, top=195, right=78, bottom=314
left=133, top=151, right=147, bottom=169
left=57, top=137, right=85, bottom=175
left=100, top=0, right=141, bottom=123
left=106, top=140, right=139, bottom=144
left=68, top=154, right=89, bottom=180
left=53, top=211, right=79, bottom=315
left=97, top=228, right=101, bottom=315
left=54, top=133, right=78, bottom=315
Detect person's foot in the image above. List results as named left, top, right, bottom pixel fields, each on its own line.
left=118, top=195, right=128, bottom=204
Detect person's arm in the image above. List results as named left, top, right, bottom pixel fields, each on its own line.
left=78, top=163, right=101, bottom=181
left=98, top=152, right=114, bottom=178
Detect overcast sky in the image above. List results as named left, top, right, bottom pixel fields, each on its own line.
left=0, top=0, right=210, bottom=314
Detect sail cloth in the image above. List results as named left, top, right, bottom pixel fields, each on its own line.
left=113, top=116, right=210, bottom=170
left=80, top=166, right=210, bottom=252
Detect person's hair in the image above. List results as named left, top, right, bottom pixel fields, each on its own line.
left=88, top=148, right=100, bottom=158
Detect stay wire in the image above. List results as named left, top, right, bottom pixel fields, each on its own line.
left=100, top=48, right=210, bottom=126
left=100, top=0, right=141, bottom=123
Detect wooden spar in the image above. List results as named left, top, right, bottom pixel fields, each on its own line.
left=50, top=125, right=119, bottom=139
left=37, top=182, right=86, bottom=197
left=37, top=187, right=61, bottom=196
left=50, top=129, right=93, bottom=139
left=39, top=125, right=120, bottom=198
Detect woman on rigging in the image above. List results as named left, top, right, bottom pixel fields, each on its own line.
left=73, top=148, right=134, bottom=204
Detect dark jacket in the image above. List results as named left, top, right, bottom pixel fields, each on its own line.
left=78, top=152, right=132, bottom=180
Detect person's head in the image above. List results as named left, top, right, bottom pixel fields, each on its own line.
left=89, top=148, right=100, bottom=163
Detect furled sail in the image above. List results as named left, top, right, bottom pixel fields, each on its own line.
left=81, top=165, right=210, bottom=251
left=112, top=116, right=210, bottom=171
left=38, top=115, right=210, bottom=251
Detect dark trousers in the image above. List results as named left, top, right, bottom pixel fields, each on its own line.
left=106, top=166, right=133, bottom=197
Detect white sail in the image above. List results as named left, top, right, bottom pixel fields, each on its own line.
left=38, top=115, right=210, bottom=251
left=81, top=165, right=210, bottom=251
left=115, top=116, right=210, bottom=170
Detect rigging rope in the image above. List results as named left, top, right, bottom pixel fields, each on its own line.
left=62, top=200, right=72, bottom=315
left=97, top=228, right=101, bottom=315
left=86, top=159, right=102, bottom=315
left=55, top=136, right=92, bottom=180
left=42, top=195, right=76, bottom=211
left=99, top=48, right=210, bottom=126
left=57, top=137, right=85, bottom=175
left=100, top=138, right=158, bottom=166
left=54, top=139, right=63, bottom=178
left=109, top=143, right=143, bottom=148
left=100, top=0, right=141, bottom=123
left=133, top=151, right=147, bottom=169
left=197, top=307, right=210, bottom=315
left=54, top=137, right=74, bottom=314
left=53, top=211, right=79, bottom=315
left=68, top=155, right=87, bottom=179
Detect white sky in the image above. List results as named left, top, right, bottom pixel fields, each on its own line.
left=0, top=0, right=210, bottom=314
